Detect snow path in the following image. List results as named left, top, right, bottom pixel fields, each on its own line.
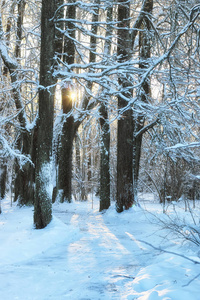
left=1, top=197, right=200, bottom=300
left=52, top=199, right=165, bottom=300
left=53, top=203, right=143, bottom=299
left=0, top=198, right=150, bottom=300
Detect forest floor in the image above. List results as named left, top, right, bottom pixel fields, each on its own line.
left=0, top=194, right=200, bottom=299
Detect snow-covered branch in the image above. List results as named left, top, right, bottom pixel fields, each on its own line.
left=0, top=135, right=33, bottom=166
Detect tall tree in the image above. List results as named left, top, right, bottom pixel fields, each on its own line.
left=34, top=0, right=56, bottom=229
left=13, top=0, right=35, bottom=206
left=116, top=0, right=155, bottom=212
left=54, top=0, right=100, bottom=203
left=0, top=1, right=41, bottom=206
left=116, top=0, right=134, bottom=212
left=99, top=1, right=113, bottom=211
left=133, top=0, right=153, bottom=201
left=57, top=0, right=76, bottom=203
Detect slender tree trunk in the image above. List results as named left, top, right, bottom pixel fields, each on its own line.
left=57, top=0, right=76, bottom=203
left=34, top=0, right=56, bottom=229
left=14, top=1, right=27, bottom=197
left=14, top=129, right=33, bottom=205
left=99, top=103, right=110, bottom=211
left=2, top=1, right=16, bottom=76
left=80, top=127, right=87, bottom=201
left=99, top=2, right=113, bottom=211
left=133, top=0, right=153, bottom=200
left=52, top=0, right=65, bottom=203
left=58, top=88, right=75, bottom=203
left=55, top=0, right=64, bottom=60
left=15, top=0, right=26, bottom=59
left=13, top=0, right=35, bottom=206
left=0, top=163, right=7, bottom=199
left=116, top=0, right=134, bottom=212
left=0, top=6, right=36, bottom=206
left=74, top=133, right=81, bottom=199
left=87, top=146, right=92, bottom=194
left=56, top=0, right=100, bottom=202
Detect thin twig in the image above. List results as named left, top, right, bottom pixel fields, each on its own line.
left=182, top=272, right=200, bottom=287
left=137, top=239, right=200, bottom=264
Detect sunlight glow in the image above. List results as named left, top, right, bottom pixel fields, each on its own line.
left=70, top=90, right=77, bottom=102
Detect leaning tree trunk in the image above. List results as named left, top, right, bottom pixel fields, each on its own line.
left=34, top=0, right=56, bottom=229
left=116, top=0, right=134, bottom=212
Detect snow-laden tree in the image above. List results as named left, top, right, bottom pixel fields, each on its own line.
left=34, top=0, right=56, bottom=229
left=53, top=0, right=111, bottom=205
left=1, top=0, right=200, bottom=223
left=138, top=0, right=200, bottom=202
left=52, top=0, right=200, bottom=210
left=0, top=0, right=40, bottom=205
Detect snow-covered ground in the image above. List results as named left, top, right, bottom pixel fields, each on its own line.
left=0, top=195, right=200, bottom=300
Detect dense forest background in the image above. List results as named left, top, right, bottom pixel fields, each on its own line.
left=0, top=0, right=200, bottom=228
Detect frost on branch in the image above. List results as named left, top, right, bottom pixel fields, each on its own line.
left=0, top=134, right=32, bottom=168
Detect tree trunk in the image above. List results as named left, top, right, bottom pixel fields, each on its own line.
left=133, top=0, right=153, bottom=200
left=0, top=163, right=7, bottom=199
left=99, top=103, right=110, bottom=211
left=0, top=1, right=35, bottom=206
left=34, top=0, right=56, bottom=229
left=56, top=0, right=100, bottom=202
left=116, top=0, right=134, bottom=212
left=14, top=130, right=34, bottom=205
left=73, top=133, right=81, bottom=200
left=15, top=0, right=26, bottom=59
left=55, top=0, right=64, bottom=60
left=57, top=1, right=76, bottom=203
left=99, top=3, right=112, bottom=211
left=58, top=88, right=75, bottom=203
left=8, top=0, right=35, bottom=206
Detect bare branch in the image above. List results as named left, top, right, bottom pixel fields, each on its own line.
left=136, top=239, right=200, bottom=265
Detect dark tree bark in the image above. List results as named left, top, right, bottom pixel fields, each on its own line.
left=58, top=88, right=75, bottom=203
left=0, top=163, right=7, bottom=200
left=55, top=0, right=100, bottom=202
left=116, top=0, right=153, bottom=211
left=14, top=130, right=33, bottom=206
left=133, top=0, right=153, bottom=199
left=55, top=0, right=64, bottom=59
left=57, top=0, right=76, bottom=203
left=2, top=1, right=16, bottom=76
left=99, top=3, right=112, bottom=211
left=116, top=0, right=134, bottom=212
left=73, top=133, right=81, bottom=199
left=13, top=0, right=35, bottom=206
left=34, top=0, right=56, bottom=229
left=82, top=0, right=100, bottom=197
left=51, top=0, right=65, bottom=203
left=15, top=0, right=26, bottom=59
left=99, top=103, right=110, bottom=211
left=0, top=5, right=36, bottom=206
